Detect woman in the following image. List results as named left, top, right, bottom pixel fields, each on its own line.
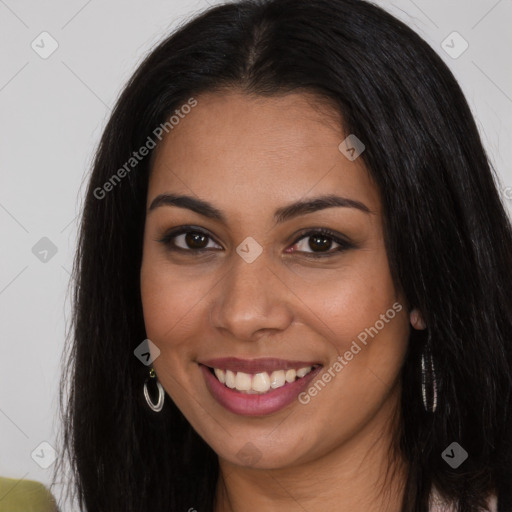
left=52, top=0, right=512, bottom=510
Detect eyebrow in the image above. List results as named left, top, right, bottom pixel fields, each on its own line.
left=148, top=193, right=375, bottom=225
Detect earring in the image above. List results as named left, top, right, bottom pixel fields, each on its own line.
left=143, top=367, right=165, bottom=412
left=410, top=308, right=437, bottom=412
left=421, top=346, right=438, bottom=413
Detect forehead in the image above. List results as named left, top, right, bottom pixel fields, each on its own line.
left=148, top=91, right=380, bottom=217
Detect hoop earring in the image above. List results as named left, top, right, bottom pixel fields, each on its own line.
left=144, top=367, right=165, bottom=412
left=421, top=345, right=438, bottom=413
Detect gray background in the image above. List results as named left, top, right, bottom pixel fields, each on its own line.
left=1, top=0, right=511, bottom=509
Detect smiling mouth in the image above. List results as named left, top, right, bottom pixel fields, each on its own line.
left=205, top=365, right=321, bottom=394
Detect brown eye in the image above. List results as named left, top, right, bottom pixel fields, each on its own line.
left=182, top=232, right=209, bottom=250
left=307, top=234, right=334, bottom=252
left=287, top=228, right=354, bottom=257
left=157, top=227, right=222, bottom=253
left=292, top=233, right=339, bottom=253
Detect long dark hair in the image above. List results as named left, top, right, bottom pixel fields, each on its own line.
left=51, top=0, right=512, bottom=510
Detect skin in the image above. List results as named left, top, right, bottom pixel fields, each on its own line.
left=140, top=90, right=416, bottom=511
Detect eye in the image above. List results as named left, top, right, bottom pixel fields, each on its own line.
left=156, top=227, right=221, bottom=252
left=286, top=228, right=354, bottom=258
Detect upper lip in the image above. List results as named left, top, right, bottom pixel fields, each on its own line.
left=199, top=357, right=322, bottom=373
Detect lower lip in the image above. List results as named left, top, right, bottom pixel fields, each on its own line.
left=200, top=364, right=323, bottom=416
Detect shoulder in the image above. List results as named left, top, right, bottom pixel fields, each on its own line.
left=430, top=486, right=497, bottom=512
left=0, top=476, right=58, bottom=511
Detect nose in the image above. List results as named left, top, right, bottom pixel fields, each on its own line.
left=209, top=252, right=293, bottom=342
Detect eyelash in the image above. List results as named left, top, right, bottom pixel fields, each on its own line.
left=156, top=226, right=355, bottom=258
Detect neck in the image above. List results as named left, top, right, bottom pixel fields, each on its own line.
left=214, top=386, right=407, bottom=512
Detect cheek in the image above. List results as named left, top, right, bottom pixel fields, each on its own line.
left=140, top=258, right=206, bottom=404
left=140, top=252, right=215, bottom=353
left=291, top=248, right=409, bottom=396
left=289, top=246, right=399, bottom=341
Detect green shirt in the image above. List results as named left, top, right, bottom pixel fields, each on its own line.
left=0, top=476, right=58, bottom=512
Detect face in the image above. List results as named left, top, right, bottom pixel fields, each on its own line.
left=140, top=90, right=410, bottom=470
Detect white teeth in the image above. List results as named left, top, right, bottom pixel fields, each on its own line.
left=270, top=370, right=286, bottom=388
left=296, top=366, right=312, bottom=378
left=212, top=365, right=316, bottom=393
left=235, top=371, right=252, bottom=391
left=214, top=368, right=226, bottom=384
left=225, top=370, right=236, bottom=389
left=285, top=369, right=296, bottom=383
left=252, top=372, right=271, bottom=392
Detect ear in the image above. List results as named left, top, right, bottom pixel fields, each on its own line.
left=410, top=308, right=427, bottom=330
